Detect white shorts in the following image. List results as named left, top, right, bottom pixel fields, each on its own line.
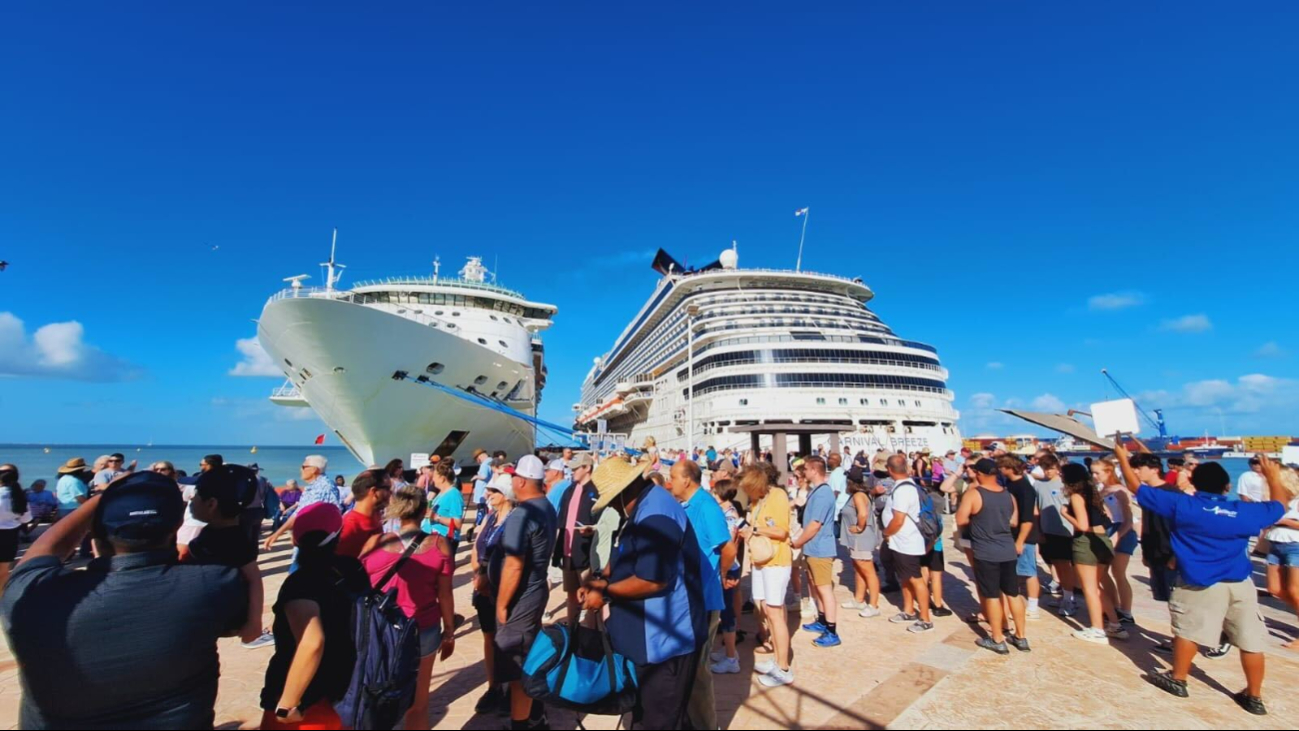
left=750, top=565, right=792, bottom=606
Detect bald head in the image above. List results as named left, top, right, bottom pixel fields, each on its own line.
left=886, top=454, right=910, bottom=479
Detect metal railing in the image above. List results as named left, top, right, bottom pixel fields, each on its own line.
left=350, top=276, right=528, bottom=300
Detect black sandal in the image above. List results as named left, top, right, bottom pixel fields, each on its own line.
left=1144, top=671, right=1188, bottom=698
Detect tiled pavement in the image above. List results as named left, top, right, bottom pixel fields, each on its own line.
left=2, top=526, right=1298, bottom=729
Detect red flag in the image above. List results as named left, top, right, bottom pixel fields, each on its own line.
left=315, top=434, right=326, bottom=445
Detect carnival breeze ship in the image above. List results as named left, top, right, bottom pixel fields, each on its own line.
left=258, top=241, right=557, bottom=466
left=575, top=248, right=962, bottom=455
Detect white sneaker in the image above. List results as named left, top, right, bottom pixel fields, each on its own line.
left=858, top=606, right=881, bottom=619
left=710, top=656, right=741, bottom=674
left=840, top=600, right=865, bottom=610
left=1072, top=628, right=1109, bottom=645
left=754, top=658, right=776, bottom=675
left=758, top=666, right=794, bottom=687
left=241, top=631, right=274, bottom=649
left=1025, top=606, right=1041, bottom=620
left=709, top=649, right=728, bottom=664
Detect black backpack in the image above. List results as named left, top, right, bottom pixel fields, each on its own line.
left=335, top=533, right=426, bottom=730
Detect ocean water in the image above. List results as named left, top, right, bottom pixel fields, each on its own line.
left=0, top=444, right=361, bottom=487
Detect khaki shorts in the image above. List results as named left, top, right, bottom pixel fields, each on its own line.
left=1169, top=579, right=1267, bottom=653
left=806, top=556, right=835, bottom=587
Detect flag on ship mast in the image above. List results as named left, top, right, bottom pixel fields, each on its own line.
left=794, top=206, right=810, bottom=271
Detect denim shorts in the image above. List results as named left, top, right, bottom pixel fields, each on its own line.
left=419, top=623, right=444, bottom=657
left=1109, top=528, right=1139, bottom=556
left=1267, top=541, right=1299, bottom=568
left=719, top=568, right=740, bottom=633
left=1015, top=543, right=1038, bottom=578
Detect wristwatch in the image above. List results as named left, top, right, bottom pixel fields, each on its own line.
left=275, top=706, right=298, bottom=719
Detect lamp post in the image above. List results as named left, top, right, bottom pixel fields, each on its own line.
left=686, top=303, right=701, bottom=454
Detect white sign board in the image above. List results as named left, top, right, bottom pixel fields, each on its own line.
left=410, top=452, right=432, bottom=469
left=597, top=419, right=608, bottom=435
left=1282, top=445, right=1299, bottom=466
left=1091, top=399, right=1141, bottom=439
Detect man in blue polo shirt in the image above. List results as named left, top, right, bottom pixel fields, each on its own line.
left=581, top=458, right=706, bottom=731
left=669, top=459, right=735, bottom=731
left=1119, top=444, right=1286, bottom=717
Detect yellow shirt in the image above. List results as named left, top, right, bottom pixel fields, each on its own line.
left=751, top=487, right=793, bottom=567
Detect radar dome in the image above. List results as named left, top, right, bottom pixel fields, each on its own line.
left=719, top=249, right=739, bottom=269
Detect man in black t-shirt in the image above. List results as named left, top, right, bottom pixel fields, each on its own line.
left=491, top=456, right=557, bottom=731
left=187, top=464, right=270, bottom=648
left=998, top=455, right=1042, bottom=620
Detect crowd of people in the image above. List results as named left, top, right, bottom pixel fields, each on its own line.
left=0, top=439, right=1297, bottom=728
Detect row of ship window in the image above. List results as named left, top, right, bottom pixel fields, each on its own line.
left=683, top=372, right=949, bottom=398
left=354, top=290, right=548, bottom=319
left=594, top=292, right=882, bottom=388
left=675, top=348, right=942, bottom=381
left=733, top=397, right=930, bottom=408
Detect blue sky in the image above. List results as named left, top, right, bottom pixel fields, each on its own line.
left=2, top=1, right=1297, bottom=446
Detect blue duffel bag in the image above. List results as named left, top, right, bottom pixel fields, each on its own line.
left=521, top=614, right=638, bottom=716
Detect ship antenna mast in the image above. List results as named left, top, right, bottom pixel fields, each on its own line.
left=321, top=228, right=346, bottom=293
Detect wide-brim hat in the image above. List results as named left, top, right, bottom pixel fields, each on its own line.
left=591, top=457, right=650, bottom=513
left=58, top=457, right=90, bottom=474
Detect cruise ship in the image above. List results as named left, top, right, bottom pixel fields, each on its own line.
left=574, top=247, right=962, bottom=456
left=257, top=240, right=557, bottom=466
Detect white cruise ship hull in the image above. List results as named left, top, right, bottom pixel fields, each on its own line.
left=258, top=295, right=538, bottom=466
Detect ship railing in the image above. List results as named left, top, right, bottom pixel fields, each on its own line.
left=271, top=380, right=303, bottom=399
left=267, top=287, right=359, bottom=303
left=677, top=267, right=868, bottom=288
left=350, top=276, right=527, bottom=300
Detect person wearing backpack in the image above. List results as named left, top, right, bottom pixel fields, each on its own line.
left=260, top=503, right=370, bottom=730
left=362, top=487, right=456, bottom=730
left=881, top=455, right=935, bottom=634
left=839, top=466, right=882, bottom=618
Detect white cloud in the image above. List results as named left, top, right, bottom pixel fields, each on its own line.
left=1056, top=363, right=1075, bottom=374
left=0, top=312, right=139, bottom=381
left=1088, top=291, right=1147, bottom=311
left=1159, top=314, right=1213, bottom=333
left=1255, top=341, right=1286, bottom=358
left=969, top=392, right=997, bottom=409
left=986, top=362, right=1004, bottom=370
left=1031, top=394, right=1067, bottom=412
left=1139, top=373, right=1298, bottom=418
left=229, top=337, right=283, bottom=377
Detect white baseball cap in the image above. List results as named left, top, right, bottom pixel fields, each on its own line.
left=486, top=473, right=515, bottom=501
left=516, top=454, right=546, bottom=481
left=304, top=455, right=329, bottom=471
left=545, top=459, right=566, bottom=473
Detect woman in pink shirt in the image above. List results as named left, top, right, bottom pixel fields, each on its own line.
left=361, top=486, right=455, bottom=730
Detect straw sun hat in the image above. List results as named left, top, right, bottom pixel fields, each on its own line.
left=591, top=456, right=652, bottom=512
left=58, top=457, right=91, bottom=474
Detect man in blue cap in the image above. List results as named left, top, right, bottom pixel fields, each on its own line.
left=0, top=472, right=248, bottom=729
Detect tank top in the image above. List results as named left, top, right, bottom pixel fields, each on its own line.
left=970, top=486, right=1017, bottom=563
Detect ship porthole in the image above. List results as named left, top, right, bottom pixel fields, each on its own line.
left=427, top=363, right=445, bottom=375
left=333, top=367, right=346, bottom=374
